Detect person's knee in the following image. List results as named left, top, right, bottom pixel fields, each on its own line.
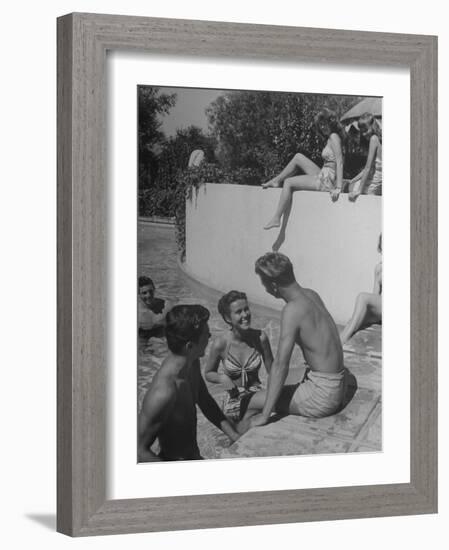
left=284, top=177, right=294, bottom=190
left=294, top=152, right=305, bottom=164
left=356, top=292, right=370, bottom=306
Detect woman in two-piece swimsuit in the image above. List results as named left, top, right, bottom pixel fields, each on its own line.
left=262, top=108, right=346, bottom=231
left=204, top=290, right=273, bottom=421
left=348, top=112, right=382, bottom=200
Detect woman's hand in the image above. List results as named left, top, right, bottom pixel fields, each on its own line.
left=330, top=188, right=341, bottom=202
left=348, top=190, right=361, bottom=202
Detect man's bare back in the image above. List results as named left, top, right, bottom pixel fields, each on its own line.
left=289, top=287, right=343, bottom=374
left=139, top=358, right=202, bottom=461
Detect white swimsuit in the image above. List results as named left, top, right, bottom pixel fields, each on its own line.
left=316, top=141, right=337, bottom=191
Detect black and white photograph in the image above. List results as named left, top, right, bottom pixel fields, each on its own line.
left=137, top=86, right=382, bottom=462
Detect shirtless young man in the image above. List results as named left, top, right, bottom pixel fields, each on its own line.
left=239, top=252, right=345, bottom=432
left=138, top=304, right=240, bottom=461
left=138, top=276, right=173, bottom=338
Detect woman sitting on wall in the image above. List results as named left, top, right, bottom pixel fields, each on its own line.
left=348, top=112, right=382, bottom=200
left=262, top=107, right=346, bottom=231
left=340, top=234, right=382, bottom=345
left=205, top=290, right=273, bottom=422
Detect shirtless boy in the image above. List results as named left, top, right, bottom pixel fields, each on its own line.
left=138, top=304, right=240, bottom=461
left=138, top=276, right=173, bottom=338
left=239, top=252, right=345, bottom=432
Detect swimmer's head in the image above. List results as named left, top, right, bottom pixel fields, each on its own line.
left=255, top=252, right=296, bottom=297
left=165, top=304, right=211, bottom=357
left=138, top=276, right=155, bottom=307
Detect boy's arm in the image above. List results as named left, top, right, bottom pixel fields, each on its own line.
left=196, top=368, right=240, bottom=442
left=138, top=381, right=176, bottom=461
left=260, top=330, right=274, bottom=374
left=252, top=306, right=297, bottom=426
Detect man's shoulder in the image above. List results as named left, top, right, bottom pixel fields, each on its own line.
left=281, top=299, right=306, bottom=326
left=284, top=293, right=310, bottom=312
left=148, top=360, right=178, bottom=392
left=141, top=370, right=177, bottom=415
left=283, top=292, right=320, bottom=322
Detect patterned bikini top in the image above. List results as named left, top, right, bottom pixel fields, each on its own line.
left=222, top=338, right=262, bottom=389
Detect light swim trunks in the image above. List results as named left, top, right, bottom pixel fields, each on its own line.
left=291, top=368, right=346, bottom=418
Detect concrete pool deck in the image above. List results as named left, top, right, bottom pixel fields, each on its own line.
left=138, top=221, right=381, bottom=460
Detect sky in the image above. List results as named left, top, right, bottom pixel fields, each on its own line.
left=157, top=86, right=224, bottom=137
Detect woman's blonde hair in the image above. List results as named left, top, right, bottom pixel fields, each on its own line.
left=358, top=112, right=382, bottom=144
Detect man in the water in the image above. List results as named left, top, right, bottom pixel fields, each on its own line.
left=138, top=275, right=173, bottom=338
left=239, top=252, right=345, bottom=432
left=138, top=304, right=240, bottom=461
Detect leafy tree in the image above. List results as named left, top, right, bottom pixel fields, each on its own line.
left=138, top=86, right=177, bottom=190
left=139, top=125, right=216, bottom=218
left=206, top=91, right=366, bottom=181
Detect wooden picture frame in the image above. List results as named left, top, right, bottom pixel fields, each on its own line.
left=57, top=12, right=437, bottom=536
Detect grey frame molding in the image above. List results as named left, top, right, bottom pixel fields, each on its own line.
left=57, top=12, right=437, bottom=537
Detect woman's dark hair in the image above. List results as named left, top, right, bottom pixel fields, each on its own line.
left=358, top=112, right=382, bottom=144
left=314, top=108, right=347, bottom=143
left=165, top=305, right=210, bottom=354
left=217, top=290, right=247, bottom=324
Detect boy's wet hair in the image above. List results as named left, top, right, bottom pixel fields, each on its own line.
left=255, top=252, right=296, bottom=287
left=165, top=304, right=210, bottom=354
left=139, top=275, right=154, bottom=289
left=217, top=290, right=247, bottom=324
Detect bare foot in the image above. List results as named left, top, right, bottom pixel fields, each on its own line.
left=272, top=231, right=285, bottom=251
left=263, top=218, right=281, bottom=230
left=261, top=178, right=282, bottom=189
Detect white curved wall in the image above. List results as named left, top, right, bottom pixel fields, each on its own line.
left=185, top=183, right=381, bottom=324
